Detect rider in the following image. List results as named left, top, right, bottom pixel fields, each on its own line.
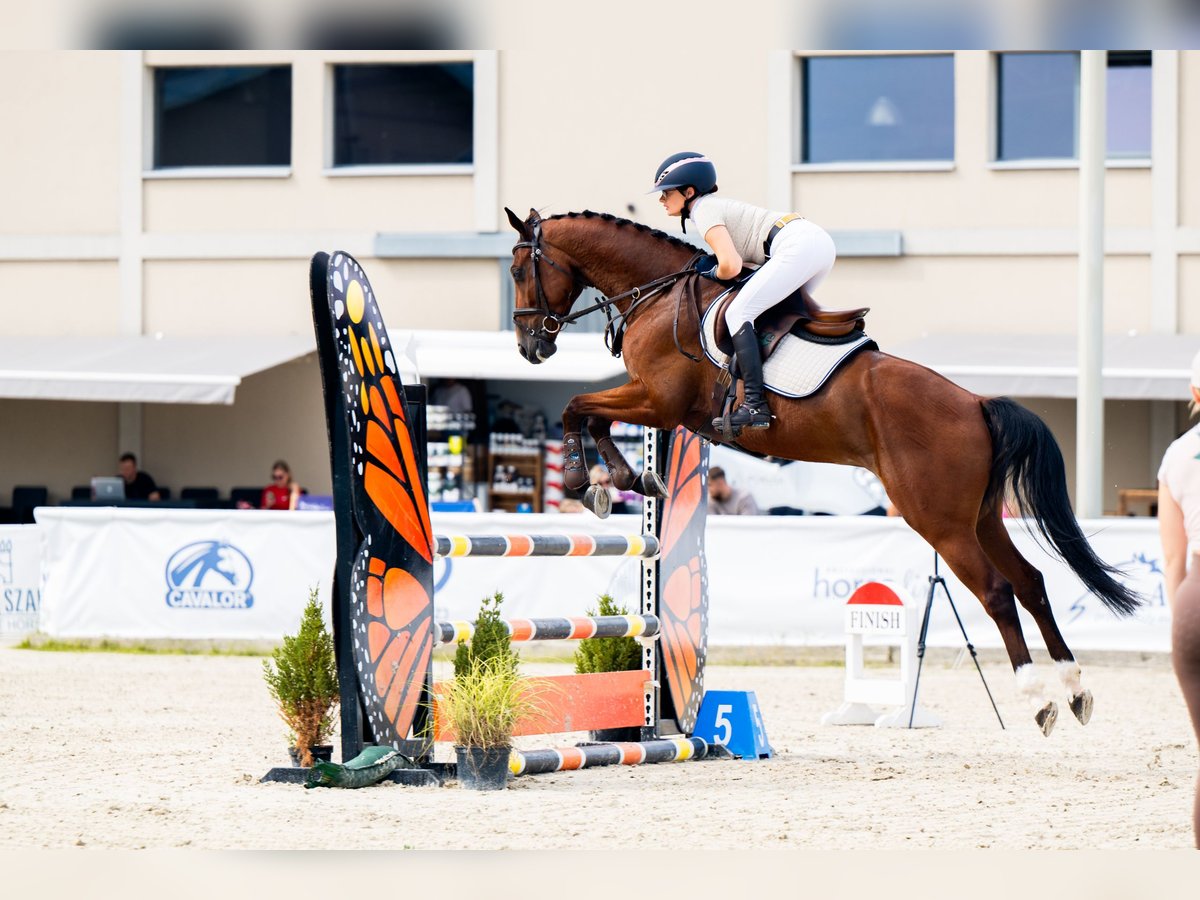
left=651, top=151, right=836, bottom=431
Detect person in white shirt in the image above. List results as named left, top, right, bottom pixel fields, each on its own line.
left=651, top=151, right=836, bottom=432
left=1158, top=347, right=1200, bottom=847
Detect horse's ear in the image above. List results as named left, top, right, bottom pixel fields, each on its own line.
left=504, top=207, right=528, bottom=237
left=527, top=208, right=543, bottom=225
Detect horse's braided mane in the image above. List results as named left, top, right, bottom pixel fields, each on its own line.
left=546, top=210, right=697, bottom=255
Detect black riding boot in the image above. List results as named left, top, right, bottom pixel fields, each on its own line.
left=727, top=323, right=772, bottom=430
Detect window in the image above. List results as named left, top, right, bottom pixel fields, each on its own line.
left=332, top=63, right=473, bottom=167
left=996, top=51, right=1151, bottom=162
left=153, top=66, right=291, bottom=169
left=801, top=54, right=954, bottom=164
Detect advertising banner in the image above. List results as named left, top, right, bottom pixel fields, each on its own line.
left=0, top=525, right=43, bottom=636
left=33, top=508, right=1171, bottom=651
left=37, top=508, right=337, bottom=640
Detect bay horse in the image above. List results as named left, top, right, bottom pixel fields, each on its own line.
left=504, top=206, right=1141, bottom=736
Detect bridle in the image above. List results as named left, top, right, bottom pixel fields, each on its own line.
left=511, top=219, right=703, bottom=357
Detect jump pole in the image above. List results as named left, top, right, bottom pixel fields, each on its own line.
left=309, top=250, right=712, bottom=776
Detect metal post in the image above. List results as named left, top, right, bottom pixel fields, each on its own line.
left=1076, top=50, right=1106, bottom=519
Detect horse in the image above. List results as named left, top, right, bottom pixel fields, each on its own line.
left=503, top=205, right=1144, bottom=736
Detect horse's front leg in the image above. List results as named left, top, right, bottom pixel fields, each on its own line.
left=561, top=381, right=673, bottom=518
left=587, top=419, right=667, bottom=500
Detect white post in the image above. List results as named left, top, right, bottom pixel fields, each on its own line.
left=1076, top=51, right=1106, bottom=519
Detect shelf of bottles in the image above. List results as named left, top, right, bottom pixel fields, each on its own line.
left=427, top=406, right=476, bottom=506
left=489, top=432, right=543, bottom=512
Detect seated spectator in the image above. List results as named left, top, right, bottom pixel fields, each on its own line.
left=432, top=377, right=473, bottom=414
left=237, top=461, right=301, bottom=510
left=589, top=463, right=634, bottom=514
left=707, top=466, right=759, bottom=516
left=118, top=452, right=161, bottom=501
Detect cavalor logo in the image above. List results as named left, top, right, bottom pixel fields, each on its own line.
left=164, top=541, right=255, bottom=609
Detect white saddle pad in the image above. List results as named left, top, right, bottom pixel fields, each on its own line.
left=700, top=296, right=875, bottom=399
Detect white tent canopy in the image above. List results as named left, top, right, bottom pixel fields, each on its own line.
left=890, top=332, right=1200, bottom=400
left=0, top=329, right=626, bottom=406
left=0, top=335, right=315, bottom=405
left=389, top=329, right=627, bottom=383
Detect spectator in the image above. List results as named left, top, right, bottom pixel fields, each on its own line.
left=238, top=460, right=301, bottom=510
left=432, top=377, right=473, bottom=414
left=589, top=463, right=633, bottom=514
left=118, top=452, right=160, bottom=501
left=558, top=498, right=585, bottom=513
left=707, top=466, right=759, bottom=516
left=1157, top=347, right=1200, bottom=847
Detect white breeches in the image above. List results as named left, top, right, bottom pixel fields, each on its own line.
left=723, top=218, right=836, bottom=332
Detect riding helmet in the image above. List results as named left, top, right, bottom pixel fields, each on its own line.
left=649, top=152, right=717, bottom=195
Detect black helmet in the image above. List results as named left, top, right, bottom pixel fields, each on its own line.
left=649, top=152, right=717, bottom=195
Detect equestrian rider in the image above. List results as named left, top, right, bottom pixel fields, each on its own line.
left=652, top=151, right=836, bottom=431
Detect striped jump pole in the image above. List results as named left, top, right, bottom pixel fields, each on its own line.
left=433, top=533, right=659, bottom=559
left=435, top=614, right=660, bottom=646
left=510, top=737, right=710, bottom=776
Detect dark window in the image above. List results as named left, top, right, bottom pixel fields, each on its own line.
left=801, top=55, right=954, bottom=164
left=997, top=51, right=1151, bottom=161
left=333, top=63, right=473, bottom=166
left=154, top=66, right=291, bottom=168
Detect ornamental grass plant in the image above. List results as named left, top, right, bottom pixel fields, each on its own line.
left=262, top=588, right=339, bottom=766
left=437, top=655, right=547, bottom=750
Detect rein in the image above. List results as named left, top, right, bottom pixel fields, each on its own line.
left=512, top=221, right=705, bottom=359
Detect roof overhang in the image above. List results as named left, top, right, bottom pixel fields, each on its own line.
left=890, top=333, right=1200, bottom=400
left=0, top=335, right=315, bottom=404
left=388, top=329, right=627, bottom=383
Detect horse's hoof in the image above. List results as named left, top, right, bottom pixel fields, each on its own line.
left=582, top=485, right=612, bottom=519
left=1069, top=690, right=1093, bottom=725
left=1035, top=702, right=1058, bottom=737
left=636, top=471, right=668, bottom=498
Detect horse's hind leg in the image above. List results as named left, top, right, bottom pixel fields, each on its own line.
left=910, top=524, right=1059, bottom=736
left=977, top=513, right=1093, bottom=725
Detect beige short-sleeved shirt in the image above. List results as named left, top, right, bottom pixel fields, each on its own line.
left=689, top=196, right=788, bottom=265
left=1159, top=421, right=1200, bottom=556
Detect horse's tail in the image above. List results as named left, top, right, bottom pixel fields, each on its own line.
left=981, top=397, right=1141, bottom=616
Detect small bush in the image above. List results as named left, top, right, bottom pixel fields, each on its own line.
left=436, top=656, right=546, bottom=749
left=262, top=588, right=339, bottom=766
left=454, top=591, right=518, bottom=678
left=574, top=594, right=643, bottom=674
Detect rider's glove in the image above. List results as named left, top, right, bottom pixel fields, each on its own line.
left=692, top=253, right=724, bottom=282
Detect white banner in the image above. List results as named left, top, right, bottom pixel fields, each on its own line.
left=432, top=513, right=1171, bottom=653
left=37, top=508, right=337, bottom=640
left=32, top=508, right=1171, bottom=652
left=0, top=525, right=43, bottom=636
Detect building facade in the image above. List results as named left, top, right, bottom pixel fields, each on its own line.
left=0, top=50, right=1196, bottom=511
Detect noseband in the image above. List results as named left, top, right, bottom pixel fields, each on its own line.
left=511, top=220, right=703, bottom=356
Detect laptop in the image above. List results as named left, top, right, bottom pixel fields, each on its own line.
left=91, top=477, right=126, bottom=501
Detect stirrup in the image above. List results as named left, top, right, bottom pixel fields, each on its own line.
left=729, top=404, right=772, bottom=429
left=712, top=404, right=772, bottom=435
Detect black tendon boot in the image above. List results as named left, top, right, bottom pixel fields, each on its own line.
left=726, top=323, right=772, bottom=430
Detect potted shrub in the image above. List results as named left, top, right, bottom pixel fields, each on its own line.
left=574, top=594, right=644, bottom=743
left=436, top=654, right=535, bottom=790
left=262, top=588, right=340, bottom=767
left=439, top=591, right=548, bottom=790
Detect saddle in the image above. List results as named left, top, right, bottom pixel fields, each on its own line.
left=711, top=282, right=870, bottom=362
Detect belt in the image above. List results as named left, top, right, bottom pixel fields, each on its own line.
left=763, top=214, right=801, bottom=257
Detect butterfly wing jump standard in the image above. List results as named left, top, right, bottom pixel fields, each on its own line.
left=310, top=252, right=435, bottom=758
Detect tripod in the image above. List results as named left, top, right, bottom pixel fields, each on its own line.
left=908, top=553, right=1005, bottom=729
